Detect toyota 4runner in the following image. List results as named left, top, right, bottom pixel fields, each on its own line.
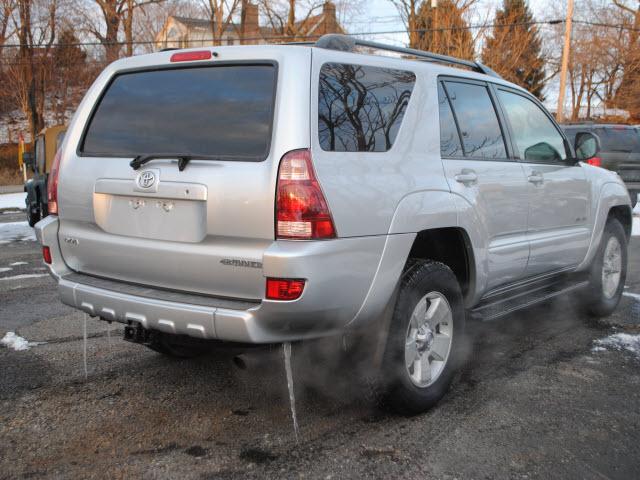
left=36, top=35, right=632, bottom=413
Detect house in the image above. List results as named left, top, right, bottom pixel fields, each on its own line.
left=155, top=2, right=343, bottom=50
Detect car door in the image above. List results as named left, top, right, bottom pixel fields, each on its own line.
left=439, top=79, right=530, bottom=291
left=496, top=87, right=590, bottom=277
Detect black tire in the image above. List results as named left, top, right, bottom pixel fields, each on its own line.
left=378, top=260, right=466, bottom=415
left=581, top=218, right=627, bottom=317
left=27, top=205, right=40, bottom=227
left=145, top=332, right=209, bottom=359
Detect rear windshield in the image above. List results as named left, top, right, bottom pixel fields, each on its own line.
left=593, top=127, right=640, bottom=152
left=81, top=64, right=277, bottom=160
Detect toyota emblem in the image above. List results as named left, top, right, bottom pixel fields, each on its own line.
left=137, top=171, right=156, bottom=189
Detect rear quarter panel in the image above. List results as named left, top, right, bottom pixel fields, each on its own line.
left=309, top=48, right=452, bottom=237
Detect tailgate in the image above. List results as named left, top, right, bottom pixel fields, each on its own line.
left=55, top=47, right=311, bottom=299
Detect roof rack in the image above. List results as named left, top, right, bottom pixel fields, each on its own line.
left=313, top=34, right=501, bottom=79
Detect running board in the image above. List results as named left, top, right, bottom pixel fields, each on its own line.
left=469, top=279, right=589, bottom=322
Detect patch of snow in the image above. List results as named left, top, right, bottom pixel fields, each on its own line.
left=0, top=273, right=48, bottom=281
left=0, top=267, right=11, bottom=273
left=593, top=332, right=640, bottom=358
left=0, top=221, right=35, bottom=244
left=0, top=192, right=26, bottom=211
left=0, top=332, right=44, bottom=351
left=633, top=215, right=640, bottom=237
left=9, top=261, right=27, bottom=266
left=634, top=203, right=640, bottom=215
left=623, top=292, right=640, bottom=301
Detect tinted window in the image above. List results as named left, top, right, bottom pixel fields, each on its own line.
left=438, top=83, right=463, bottom=157
left=562, top=127, right=578, bottom=144
left=318, top=63, right=416, bottom=152
left=498, top=90, right=566, bottom=163
left=82, top=65, right=276, bottom=160
left=594, top=127, right=640, bottom=152
left=444, top=82, right=506, bottom=159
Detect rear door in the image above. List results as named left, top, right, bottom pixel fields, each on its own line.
left=496, top=87, right=590, bottom=276
left=439, top=78, right=530, bottom=291
left=56, top=48, right=311, bottom=299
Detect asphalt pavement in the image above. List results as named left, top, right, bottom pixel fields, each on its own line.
left=1, top=210, right=639, bottom=479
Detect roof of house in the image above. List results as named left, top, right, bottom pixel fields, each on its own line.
left=160, top=5, right=343, bottom=43
left=170, top=16, right=237, bottom=34
left=171, top=16, right=210, bottom=29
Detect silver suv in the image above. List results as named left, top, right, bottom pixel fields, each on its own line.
left=36, top=35, right=632, bottom=413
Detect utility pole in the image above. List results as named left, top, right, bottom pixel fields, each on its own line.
left=556, top=0, right=574, bottom=122
left=432, top=0, right=438, bottom=51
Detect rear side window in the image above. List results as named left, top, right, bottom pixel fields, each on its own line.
left=81, top=65, right=277, bottom=160
left=318, top=63, right=416, bottom=152
left=444, top=81, right=507, bottom=159
left=594, top=127, right=640, bottom=152
left=438, top=83, right=463, bottom=157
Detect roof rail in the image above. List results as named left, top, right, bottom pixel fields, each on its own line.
left=314, top=34, right=501, bottom=79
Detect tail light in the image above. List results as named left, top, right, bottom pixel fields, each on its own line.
left=587, top=156, right=602, bottom=167
left=47, top=150, right=61, bottom=215
left=43, top=246, right=52, bottom=264
left=275, top=149, right=336, bottom=239
left=170, top=51, right=212, bottom=62
left=266, top=278, right=305, bottom=300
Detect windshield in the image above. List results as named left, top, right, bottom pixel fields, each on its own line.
left=80, top=64, right=277, bottom=161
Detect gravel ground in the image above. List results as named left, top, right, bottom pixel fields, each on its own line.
left=1, top=212, right=639, bottom=479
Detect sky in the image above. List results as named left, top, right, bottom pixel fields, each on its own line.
left=346, top=0, right=562, bottom=108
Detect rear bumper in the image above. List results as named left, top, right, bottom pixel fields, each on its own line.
left=36, top=216, right=388, bottom=343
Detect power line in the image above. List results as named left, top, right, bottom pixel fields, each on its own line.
left=0, top=19, right=563, bottom=49
left=0, top=17, right=633, bottom=52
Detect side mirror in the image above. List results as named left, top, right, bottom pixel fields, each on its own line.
left=524, top=141, right=561, bottom=163
left=22, top=152, right=35, bottom=169
left=574, top=131, right=600, bottom=161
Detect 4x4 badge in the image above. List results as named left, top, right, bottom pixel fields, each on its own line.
left=137, top=170, right=156, bottom=189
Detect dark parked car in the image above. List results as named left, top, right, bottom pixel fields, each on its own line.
left=23, top=125, right=66, bottom=226
left=562, top=123, right=640, bottom=207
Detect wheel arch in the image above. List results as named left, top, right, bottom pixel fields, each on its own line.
left=577, top=181, right=632, bottom=271
left=407, top=227, right=476, bottom=305
left=608, top=204, right=632, bottom=241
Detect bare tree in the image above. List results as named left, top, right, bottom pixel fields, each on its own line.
left=0, top=0, right=16, bottom=66
left=257, top=0, right=326, bottom=41
left=612, top=0, right=640, bottom=117
left=8, top=0, right=57, bottom=141
left=85, top=0, right=165, bottom=62
left=196, top=0, right=240, bottom=44
left=133, top=0, right=197, bottom=53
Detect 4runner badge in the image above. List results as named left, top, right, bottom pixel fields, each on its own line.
left=137, top=170, right=156, bottom=189
left=220, top=258, right=263, bottom=269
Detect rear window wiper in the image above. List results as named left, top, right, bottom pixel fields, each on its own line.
left=130, top=154, right=192, bottom=171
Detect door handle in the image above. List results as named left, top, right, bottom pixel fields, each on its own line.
left=454, top=169, right=478, bottom=185
left=528, top=171, right=544, bottom=185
